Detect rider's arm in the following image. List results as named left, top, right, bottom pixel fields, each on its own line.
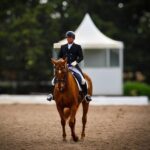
left=76, top=45, right=83, bottom=63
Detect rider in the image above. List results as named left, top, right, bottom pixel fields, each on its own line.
left=47, top=31, right=92, bottom=102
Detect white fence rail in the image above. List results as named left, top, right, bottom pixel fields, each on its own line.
left=0, top=95, right=149, bottom=105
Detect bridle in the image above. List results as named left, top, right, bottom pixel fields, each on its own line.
left=54, top=65, right=68, bottom=91
left=55, top=77, right=67, bottom=84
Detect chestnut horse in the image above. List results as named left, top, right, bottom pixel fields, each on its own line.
left=51, top=58, right=93, bottom=142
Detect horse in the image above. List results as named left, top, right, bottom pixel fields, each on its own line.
left=51, top=58, right=93, bottom=142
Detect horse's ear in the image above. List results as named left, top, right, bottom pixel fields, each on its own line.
left=51, top=58, right=57, bottom=65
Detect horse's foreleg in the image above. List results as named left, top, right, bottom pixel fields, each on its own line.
left=81, top=101, right=89, bottom=139
left=69, top=105, right=78, bottom=142
left=61, top=118, right=66, bottom=141
left=56, top=105, right=66, bottom=141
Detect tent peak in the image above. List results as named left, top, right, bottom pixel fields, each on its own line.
left=54, top=13, right=124, bottom=49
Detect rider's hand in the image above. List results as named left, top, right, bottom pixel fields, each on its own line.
left=71, top=61, right=77, bottom=66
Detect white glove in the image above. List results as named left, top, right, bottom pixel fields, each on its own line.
left=71, top=61, right=77, bottom=66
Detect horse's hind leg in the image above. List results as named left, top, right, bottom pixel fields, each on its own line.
left=81, top=101, right=89, bottom=139
left=69, top=105, right=79, bottom=142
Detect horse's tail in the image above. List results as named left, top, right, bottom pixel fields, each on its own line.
left=63, top=108, right=71, bottom=119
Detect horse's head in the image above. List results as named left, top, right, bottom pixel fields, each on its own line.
left=51, top=58, right=68, bottom=92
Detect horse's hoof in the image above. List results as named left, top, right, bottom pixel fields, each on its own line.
left=73, top=136, right=79, bottom=142
left=81, top=133, right=85, bottom=140
left=63, top=138, right=67, bottom=142
left=81, top=136, right=85, bottom=141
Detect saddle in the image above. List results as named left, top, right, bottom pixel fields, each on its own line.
left=70, top=70, right=88, bottom=92
left=72, top=74, right=82, bottom=91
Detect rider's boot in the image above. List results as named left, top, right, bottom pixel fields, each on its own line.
left=47, top=86, right=54, bottom=101
left=81, top=83, right=92, bottom=103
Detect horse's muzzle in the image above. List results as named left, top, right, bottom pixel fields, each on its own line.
left=60, top=87, right=64, bottom=92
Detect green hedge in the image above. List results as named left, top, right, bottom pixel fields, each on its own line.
left=124, top=81, right=150, bottom=98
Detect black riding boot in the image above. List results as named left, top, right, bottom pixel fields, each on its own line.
left=81, top=83, right=92, bottom=102
left=47, top=85, right=54, bottom=101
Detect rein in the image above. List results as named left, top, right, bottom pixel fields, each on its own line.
left=55, top=77, right=67, bottom=83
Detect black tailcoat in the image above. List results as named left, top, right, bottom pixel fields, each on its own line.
left=58, top=43, right=83, bottom=65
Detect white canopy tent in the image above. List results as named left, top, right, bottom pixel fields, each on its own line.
left=54, top=13, right=123, bottom=49
left=53, top=13, right=124, bottom=95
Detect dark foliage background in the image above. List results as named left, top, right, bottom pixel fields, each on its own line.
left=0, top=0, right=150, bottom=93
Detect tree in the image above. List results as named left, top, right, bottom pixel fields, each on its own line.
left=0, top=0, right=150, bottom=93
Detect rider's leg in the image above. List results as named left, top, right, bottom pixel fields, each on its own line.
left=47, top=77, right=55, bottom=101
left=81, top=82, right=92, bottom=102
left=47, top=86, right=54, bottom=101
left=70, top=66, right=92, bottom=102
